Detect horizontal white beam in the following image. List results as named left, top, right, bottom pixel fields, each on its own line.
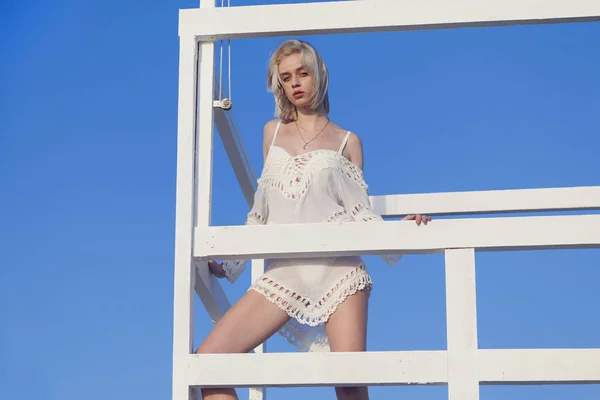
left=194, top=214, right=600, bottom=260
left=371, top=186, right=600, bottom=217
left=179, top=0, right=600, bottom=40
left=188, top=348, right=600, bottom=387
left=188, top=350, right=448, bottom=387
left=479, top=349, right=600, bottom=384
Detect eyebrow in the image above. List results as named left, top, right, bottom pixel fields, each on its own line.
left=280, top=65, right=307, bottom=76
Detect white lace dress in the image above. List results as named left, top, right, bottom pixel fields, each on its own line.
left=222, top=121, right=401, bottom=352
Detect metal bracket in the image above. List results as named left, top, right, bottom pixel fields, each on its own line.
left=213, top=98, right=232, bottom=110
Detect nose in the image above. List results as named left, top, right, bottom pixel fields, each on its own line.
left=291, top=75, right=300, bottom=87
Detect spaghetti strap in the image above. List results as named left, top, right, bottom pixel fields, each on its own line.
left=270, top=120, right=282, bottom=148
left=338, top=131, right=352, bottom=154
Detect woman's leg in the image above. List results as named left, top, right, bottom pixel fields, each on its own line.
left=195, top=290, right=291, bottom=400
left=324, top=289, right=370, bottom=400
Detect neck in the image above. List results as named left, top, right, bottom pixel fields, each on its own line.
left=295, top=105, right=328, bottom=129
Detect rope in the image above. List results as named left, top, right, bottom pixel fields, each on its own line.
left=217, top=0, right=232, bottom=107
left=227, top=0, right=231, bottom=102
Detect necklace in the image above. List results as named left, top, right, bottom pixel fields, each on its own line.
left=295, top=119, right=330, bottom=150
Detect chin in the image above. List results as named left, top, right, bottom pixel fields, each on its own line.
left=291, top=98, right=310, bottom=108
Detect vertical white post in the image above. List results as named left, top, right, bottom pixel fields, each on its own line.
left=249, top=259, right=267, bottom=400
left=173, top=2, right=216, bottom=400
left=191, top=1, right=217, bottom=399
left=195, top=2, right=216, bottom=230
left=445, top=248, right=479, bottom=400
left=172, top=35, right=200, bottom=400
left=193, top=0, right=217, bottom=308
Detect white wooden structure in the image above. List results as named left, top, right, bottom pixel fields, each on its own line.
left=172, top=1, right=600, bottom=399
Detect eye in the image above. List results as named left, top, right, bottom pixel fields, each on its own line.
left=282, top=76, right=291, bottom=82
left=300, top=71, right=309, bottom=77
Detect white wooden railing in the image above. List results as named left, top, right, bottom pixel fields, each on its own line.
left=188, top=188, right=600, bottom=400
left=172, top=2, right=600, bottom=400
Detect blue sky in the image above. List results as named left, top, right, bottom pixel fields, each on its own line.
left=1, top=1, right=599, bottom=399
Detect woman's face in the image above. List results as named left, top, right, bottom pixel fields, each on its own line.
left=278, top=52, right=315, bottom=109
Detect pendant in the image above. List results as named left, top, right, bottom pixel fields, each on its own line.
left=303, top=143, right=309, bottom=150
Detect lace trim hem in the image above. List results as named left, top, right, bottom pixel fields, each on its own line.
left=223, top=259, right=245, bottom=283
left=350, top=203, right=384, bottom=222
left=277, top=319, right=330, bottom=352
left=326, top=203, right=384, bottom=223
left=247, top=211, right=266, bottom=225
left=249, top=264, right=373, bottom=327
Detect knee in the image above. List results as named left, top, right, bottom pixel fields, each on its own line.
left=335, top=386, right=368, bottom=399
left=194, top=342, right=211, bottom=354
left=195, top=335, right=240, bottom=355
left=195, top=338, right=223, bottom=355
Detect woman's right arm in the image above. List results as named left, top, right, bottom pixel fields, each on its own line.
left=209, top=183, right=269, bottom=283
left=209, top=120, right=277, bottom=283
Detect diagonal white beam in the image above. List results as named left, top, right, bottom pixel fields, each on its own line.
left=193, top=262, right=231, bottom=323
left=179, top=0, right=600, bottom=40
left=212, top=66, right=257, bottom=207
left=213, top=108, right=257, bottom=207
left=194, top=214, right=600, bottom=260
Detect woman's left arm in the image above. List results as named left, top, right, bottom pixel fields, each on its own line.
left=341, top=132, right=431, bottom=264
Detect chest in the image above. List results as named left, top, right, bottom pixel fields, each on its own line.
left=258, top=147, right=367, bottom=200
left=273, top=126, right=345, bottom=157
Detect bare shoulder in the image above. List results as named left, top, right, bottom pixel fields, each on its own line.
left=344, top=131, right=364, bottom=169
left=327, top=121, right=364, bottom=169
left=263, top=119, right=280, bottom=142
left=262, top=119, right=280, bottom=158
left=344, top=131, right=363, bottom=152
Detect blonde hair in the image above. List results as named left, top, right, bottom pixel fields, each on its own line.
left=267, top=40, right=330, bottom=123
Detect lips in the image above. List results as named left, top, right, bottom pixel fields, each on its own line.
left=292, top=91, right=304, bottom=99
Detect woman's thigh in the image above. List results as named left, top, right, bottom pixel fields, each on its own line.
left=325, top=290, right=370, bottom=399
left=325, top=289, right=369, bottom=352
left=197, top=289, right=291, bottom=354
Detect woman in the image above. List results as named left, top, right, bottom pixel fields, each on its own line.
left=195, top=39, right=430, bottom=400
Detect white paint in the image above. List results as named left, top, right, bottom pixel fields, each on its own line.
left=185, top=348, right=600, bottom=388
left=249, top=259, right=267, bottom=400
left=370, top=186, right=600, bottom=217
left=190, top=17, right=217, bottom=356
left=171, top=36, right=199, bottom=400
left=479, top=349, right=600, bottom=384
left=193, top=262, right=231, bottom=323
left=172, top=2, right=216, bottom=400
left=194, top=42, right=215, bottom=229
left=178, top=0, right=600, bottom=40
left=174, top=1, right=600, bottom=399
left=195, top=214, right=600, bottom=260
left=445, top=249, right=479, bottom=399
left=213, top=107, right=257, bottom=207
left=187, top=351, right=448, bottom=387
